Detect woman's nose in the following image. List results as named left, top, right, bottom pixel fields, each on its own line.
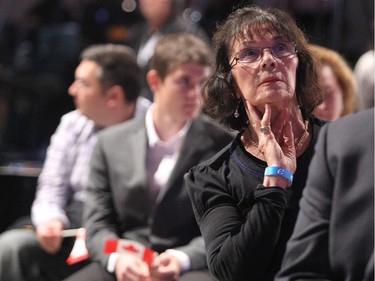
left=261, top=49, right=277, bottom=68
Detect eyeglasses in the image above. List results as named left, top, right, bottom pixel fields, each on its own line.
left=230, top=41, right=297, bottom=67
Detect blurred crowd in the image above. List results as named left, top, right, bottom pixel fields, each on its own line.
left=0, top=0, right=373, bottom=159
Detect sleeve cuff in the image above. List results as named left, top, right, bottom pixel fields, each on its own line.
left=107, top=252, right=119, bottom=273
left=165, top=249, right=191, bottom=272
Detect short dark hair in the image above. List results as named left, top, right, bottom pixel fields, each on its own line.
left=150, top=33, right=212, bottom=80
left=202, top=6, right=323, bottom=130
left=81, top=44, right=141, bottom=103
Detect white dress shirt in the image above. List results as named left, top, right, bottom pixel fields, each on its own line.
left=107, top=105, right=192, bottom=273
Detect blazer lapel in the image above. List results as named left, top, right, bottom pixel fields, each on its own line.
left=126, top=118, right=150, bottom=195
left=157, top=117, right=209, bottom=200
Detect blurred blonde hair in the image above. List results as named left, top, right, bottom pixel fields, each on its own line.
left=310, top=44, right=357, bottom=116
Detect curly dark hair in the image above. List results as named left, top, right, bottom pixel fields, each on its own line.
left=202, top=5, right=323, bottom=131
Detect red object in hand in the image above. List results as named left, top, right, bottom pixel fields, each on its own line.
left=104, top=239, right=156, bottom=266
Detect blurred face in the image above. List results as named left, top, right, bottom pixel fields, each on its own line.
left=230, top=32, right=299, bottom=111
left=154, top=63, right=210, bottom=124
left=68, top=60, right=108, bottom=123
left=139, top=0, right=173, bottom=27
left=313, top=65, right=344, bottom=121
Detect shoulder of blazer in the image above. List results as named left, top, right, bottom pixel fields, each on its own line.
left=325, top=107, right=374, bottom=138
left=97, top=116, right=146, bottom=142
left=331, top=107, right=374, bottom=130
left=188, top=115, right=235, bottom=146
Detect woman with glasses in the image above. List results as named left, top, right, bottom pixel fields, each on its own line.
left=185, top=6, right=325, bottom=281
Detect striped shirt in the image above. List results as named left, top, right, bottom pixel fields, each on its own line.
left=31, top=97, right=151, bottom=228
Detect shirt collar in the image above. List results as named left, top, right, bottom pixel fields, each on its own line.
left=145, top=105, right=192, bottom=149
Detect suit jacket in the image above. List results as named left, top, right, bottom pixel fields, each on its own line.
left=276, top=108, right=374, bottom=281
left=84, top=114, right=233, bottom=270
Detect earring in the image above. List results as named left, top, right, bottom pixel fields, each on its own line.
left=234, top=100, right=242, bottom=118
left=234, top=105, right=240, bottom=118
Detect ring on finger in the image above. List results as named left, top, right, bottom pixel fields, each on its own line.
left=260, top=125, right=271, bottom=133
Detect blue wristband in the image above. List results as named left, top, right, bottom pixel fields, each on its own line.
left=264, top=166, right=293, bottom=184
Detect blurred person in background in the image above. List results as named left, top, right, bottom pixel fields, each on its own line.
left=0, top=44, right=151, bottom=281
left=123, top=0, right=209, bottom=100
left=311, top=44, right=357, bottom=121
left=354, top=49, right=374, bottom=110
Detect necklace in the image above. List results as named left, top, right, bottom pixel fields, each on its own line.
left=295, top=120, right=309, bottom=148
left=247, top=120, right=309, bottom=149
left=248, top=135, right=259, bottom=148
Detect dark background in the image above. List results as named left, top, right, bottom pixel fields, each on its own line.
left=0, top=0, right=373, bottom=158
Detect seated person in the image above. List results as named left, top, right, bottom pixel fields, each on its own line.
left=63, top=33, right=233, bottom=281
left=311, top=44, right=357, bottom=121
left=0, top=44, right=151, bottom=281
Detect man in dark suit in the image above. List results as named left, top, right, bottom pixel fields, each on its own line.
left=64, top=33, right=233, bottom=281
left=276, top=108, right=374, bottom=281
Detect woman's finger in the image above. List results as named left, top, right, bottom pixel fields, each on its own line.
left=245, top=100, right=262, bottom=129
left=260, top=104, right=271, bottom=128
left=271, top=108, right=289, bottom=141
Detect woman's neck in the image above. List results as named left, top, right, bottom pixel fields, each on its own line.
left=244, top=106, right=312, bottom=158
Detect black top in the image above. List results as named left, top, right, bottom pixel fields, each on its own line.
left=185, top=117, right=324, bottom=281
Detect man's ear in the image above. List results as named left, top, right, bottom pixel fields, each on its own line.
left=146, top=69, right=161, bottom=93
left=106, top=85, right=127, bottom=107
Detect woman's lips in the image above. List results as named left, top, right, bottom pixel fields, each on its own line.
left=259, top=77, right=281, bottom=86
